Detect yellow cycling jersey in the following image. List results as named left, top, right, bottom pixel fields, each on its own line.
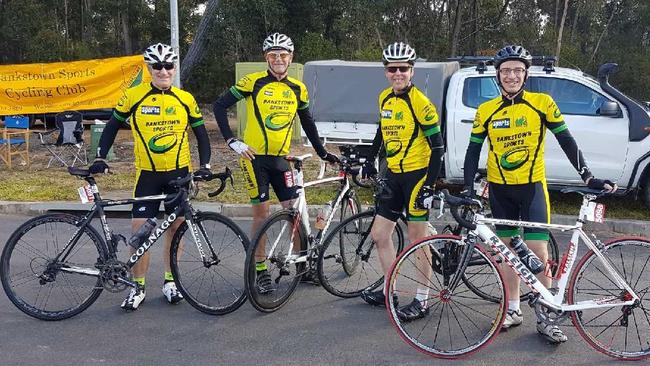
left=470, top=91, right=568, bottom=184
left=230, top=70, right=309, bottom=156
left=378, top=84, right=440, bottom=173
left=113, top=83, right=204, bottom=171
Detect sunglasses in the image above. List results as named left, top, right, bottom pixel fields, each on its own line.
left=151, top=62, right=175, bottom=71
left=385, top=66, right=412, bottom=73
left=266, top=52, right=292, bottom=61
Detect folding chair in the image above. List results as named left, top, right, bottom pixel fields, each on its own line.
left=0, top=115, right=30, bottom=169
left=37, top=111, right=88, bottom=168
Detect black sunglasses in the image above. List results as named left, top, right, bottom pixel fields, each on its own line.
left=385, top=66, right=412, bottom=73
left=151, top=62, right=175, bottom=71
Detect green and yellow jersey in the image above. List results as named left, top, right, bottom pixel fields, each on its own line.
left=470, top=91, right=567, bottom=184
left=378, top=84, right=440, bottom=173
left=230, top=70, right=309, bottom=156
left=113, top=83, right=204, bottom=171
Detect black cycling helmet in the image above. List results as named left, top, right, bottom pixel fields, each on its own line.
left=493, top=45, right=532, bottom=69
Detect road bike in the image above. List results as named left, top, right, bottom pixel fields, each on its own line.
left=441, top=170, right=560, bottom=301
left=1, top=167, right=249, bottom=320
left=244, top=150, right=362, bottom=313
left=386, top=188, right=649, bottom=360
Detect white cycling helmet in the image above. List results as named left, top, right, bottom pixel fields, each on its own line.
left=382, top=42, right=416, bottom=65
left=143, top=43, right=178, bottom=64
left=262, top=33, right=294, bottom=53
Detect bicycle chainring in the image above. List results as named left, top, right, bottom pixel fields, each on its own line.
left=100, top=260, right=132, bottom=293
left=534, top=302, right=570, bottom=326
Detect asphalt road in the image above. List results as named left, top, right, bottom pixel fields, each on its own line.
left=0, top=214, right=640, bottom=366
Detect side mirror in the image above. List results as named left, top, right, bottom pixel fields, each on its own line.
left=598, top=100, right=621, bottom=117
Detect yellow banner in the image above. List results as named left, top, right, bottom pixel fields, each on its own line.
left=0, top=55, right=151, bottom=115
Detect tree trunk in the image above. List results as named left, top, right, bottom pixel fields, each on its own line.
left=555, top=0, right=569, bottom=65
left=121, top=10, right=132, bottom=55
left=469, top=0, right=478, bottom=54
left=180, top=0, right=220, bottom=83
left=590, top=4, right=617, bottom=66
left=570, top=0, right=581, bottom=43
left=449, top=0, right=463, bottom=57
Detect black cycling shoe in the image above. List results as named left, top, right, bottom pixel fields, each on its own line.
left=397, top=299, right=429, bottom=322
left=360, top=289, right=386, bottom=307
left=255, top=271, right=275, bottom=294
left=299, top=268, right=321, bottom=286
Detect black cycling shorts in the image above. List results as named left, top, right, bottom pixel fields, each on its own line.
left=132, top=167, right=189, bottom=218
left=239, top=155, right=298, bottom=204
left=377, top=168, right=429, bottom=222
left=488, top=181, right=550, bottom=241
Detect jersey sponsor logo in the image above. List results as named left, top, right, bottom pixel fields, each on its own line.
left=395, top=111, right=403, bottom=121
left=515, top=116, right=527, bottom=127
left=282, top=90, right=291, bottom=98
left=472, top=118, right=480, bottom=128
left=424, top=113, right=436, bottom=122
left=553, top=108, right=561, bottom=118
left=264, top=111, right=293, bottom=131
left=264, top=90, right=274, bottom=96
left=492, top=118, right=510, bottom=129
left=117, top=95, right=127, bottom=107
left=141, top=106, right=160, bottom=115
left=381, top=109, right=392, bottom=119
left=165, top=106, right=176, bottom=115
left=236, top=76, right=251, bottom=88
left=147, top=132, right=178, bottom=153
left=195, top=105, right=200, bottom=114
left=500, top=146, right=530, bottom=170
left=385, top=140, right=403, bottom=157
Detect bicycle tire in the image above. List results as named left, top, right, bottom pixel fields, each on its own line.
left=1, top=213, right=106, bottom=320
left=170, top=211, right=249, bottom=315
left=569, top=237, right=650, bottom=360
left=317, top=210, right=405, bottom=298
left=386, top=235, right=507, bottom=359
left=245, top=210, right=306, bottom=313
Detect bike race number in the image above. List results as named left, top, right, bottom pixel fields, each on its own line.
left=77, top=185, right=96, bottom=204
left=584, top=201, right=606, bottom=223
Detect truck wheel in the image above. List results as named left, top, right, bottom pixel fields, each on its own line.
left=643, top=175, right=650, bottom=209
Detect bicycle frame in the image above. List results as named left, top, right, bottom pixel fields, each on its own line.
left=266, top=157, right=355, bottom=266
left=465, top=194, right=640, bottom=313
left=54, top=180, right=214, bottom=287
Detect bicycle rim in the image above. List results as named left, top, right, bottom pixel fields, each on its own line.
left=245, top=211, right=305, bottom=313
left=0, top=213, right=105, bottom=320
left=171, top=212, right=249, bottom=315
left=387, top=236, right=506, bottom=359
left=318, top=210, right=404, bottom=298
left=569, top=238, right=650, bottom=360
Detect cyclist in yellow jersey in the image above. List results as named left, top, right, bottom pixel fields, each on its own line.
left=89, top=43, right=212, bottom=311
left=358, top=42, right=444, bottom=322
left=463, top=45, right=617, bottom=343
left=213, top=33, right=338, bottom=290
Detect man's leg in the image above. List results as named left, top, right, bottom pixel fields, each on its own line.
left=121, top=218, right=150, bottom=311
left=162, top=218, right=185, bottom=304
left=370, top=215, right=398, bottom=277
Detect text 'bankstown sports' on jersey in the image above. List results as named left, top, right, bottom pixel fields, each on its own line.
left=113, top=83, right=204, bottom=171
left=378, top=84, right=440, bottom=173
left=230, top=70, right=309, bottom=156
left=470, top=90, right=568, bottom=184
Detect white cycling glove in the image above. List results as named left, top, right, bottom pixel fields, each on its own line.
left=228, top=139, right=250, bottom=155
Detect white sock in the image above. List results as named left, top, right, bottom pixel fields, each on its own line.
left=508, top=299, right=520, bottom=312
left=415, top=288, right=429, bottom=306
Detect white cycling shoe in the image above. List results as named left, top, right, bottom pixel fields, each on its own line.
left=121, top=285, right=146, bottom=311
left=536, top=322, right=568, bottom=344
left=162, top=282, right=184, bottom=304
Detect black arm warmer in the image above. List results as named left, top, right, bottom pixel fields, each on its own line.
left=424, top=133, right=444, bottom=186
left=212, top=90, right=239, bottom=141
left=555, top=129, right=592, bottom=181
left=463, top=142, right=483, bottom=188
left=297, top=108, right=327, bottom=157
left=191, top=124, right=211, bottom=166
left=96, top=114, right=121, bottom=159
left=367, top=126, right=383, bottom=161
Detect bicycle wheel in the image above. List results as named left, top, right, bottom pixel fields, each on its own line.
left=317, top=210, right=405, bottom=298
left=0, top=213, right=106, bottom=320
left=569, top=238, right=650, bottom=360
left=387, top=236, right=506, bottom=359
left=339, top=189, right=361, bottom=222
left=170, top=211, right=249, bottom=315
left=245, top=210, right=306, bottom=313
left=463, top=233, right=560, bottom=303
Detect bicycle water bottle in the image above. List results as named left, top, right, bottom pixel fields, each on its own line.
left=315, top=201, right=333, bottom=230
left=128, top=218, right=158, bottom=249
left=510, top=235, right=544, bottom=274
